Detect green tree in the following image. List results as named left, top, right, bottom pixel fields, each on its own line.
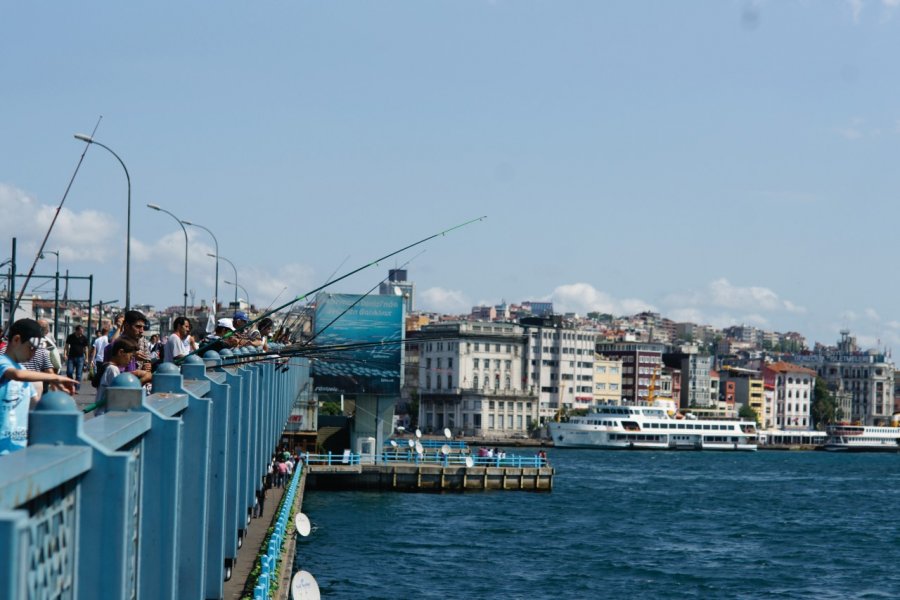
left=319, top=401, right=342, bottom=416
left=738, top=403, right=759, bottom=425
left=811, top=377, right=839, bottom=429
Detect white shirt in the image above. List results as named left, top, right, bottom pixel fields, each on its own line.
left=92, top=336, right=109, bottom=365
left=163, top=333, right=191, bottom=363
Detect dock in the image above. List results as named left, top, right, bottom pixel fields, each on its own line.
left=306, top=462, right=554, bottom=491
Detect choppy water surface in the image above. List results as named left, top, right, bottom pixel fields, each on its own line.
left=295, top=451, right=900, bottom=599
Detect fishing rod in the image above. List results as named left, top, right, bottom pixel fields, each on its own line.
left=185, top=215, right=486, bottom=359
left=214, top=334, right=464, bottom=370
left=275, top=254, right=350, bottom=342
left=301, top=250, right=423, bottom=350
left=3, top=117, right=103, bottom=339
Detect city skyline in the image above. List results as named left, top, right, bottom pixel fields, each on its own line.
left=3, top=2, right=900, bottom=348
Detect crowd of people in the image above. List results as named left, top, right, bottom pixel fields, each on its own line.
left=0, top=309, right=278, bottom=455
left=254, top=449, right=303, bottom=518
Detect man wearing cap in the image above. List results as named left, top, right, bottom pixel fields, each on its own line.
left=1, top=318, right=78, bottom=454
left=231, top=311, right=255, bottom=348
left=204, top=318, right=235, bottom=354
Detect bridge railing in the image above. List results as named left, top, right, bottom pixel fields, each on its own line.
left=0, top=347, right=309, bottom=600
left=302, top=451, right=362, bottom=466
left=379, top=450, right=548, bottom=468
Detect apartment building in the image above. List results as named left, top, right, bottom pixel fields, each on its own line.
left=762, top=362, right=816, bottom=430
left=522, top=316, right=598, bottom=421
left=595, top=341, right=666, bottom=404
left=793, top=331, right=895, bottom=426
left=719, top=367, right=765, bottom=425
left=593, top=354, right=623, bottom=405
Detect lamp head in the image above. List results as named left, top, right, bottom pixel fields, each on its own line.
left=73, top=133, right=93, bottom=143
left=207, top=253, right=217, bottom=259
left=182, top=220, right=194, bottom=226
left=147, top=203, right=161, bottom=211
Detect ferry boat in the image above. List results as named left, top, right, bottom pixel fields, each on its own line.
left=822, top=424, right=900, bottom=452
left=548, top=401, right=758, bottom=451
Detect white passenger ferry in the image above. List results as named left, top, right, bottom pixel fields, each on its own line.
left=822, top=424, right=900, bottom=452
left=548, top=401, right=758, bottom=451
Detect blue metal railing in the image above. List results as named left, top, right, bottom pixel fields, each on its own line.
left=253, top=463, right=302, bottom=600
left=303, top=450, right=547, bottom=468
left=384, top=438, right=468, bottom=450
left=380, top=450, right=548, bottom=468
left=0, top=347, right=309, bottom=600
left=302, top=452, right=362, bottom=466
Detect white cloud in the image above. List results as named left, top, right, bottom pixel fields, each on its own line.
left=665, top=278, right=804, bottom=315
left=865, top=308, right=880, bottom=320
left=0, top=182, right=119, bottom=262
left=549, top=282, right=655, bottom=316
left=836, top=117, right=865, bottom=139
left=243, top=263, right=317, bottom=310
left=848, top=0, right=864, bottom=22
left=419, top=287, right=471, bottom=314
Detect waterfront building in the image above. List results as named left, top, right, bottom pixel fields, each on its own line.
left=522, top=316, right=598, bottom=421
left=413, top=321, right=538, bottom=437
left=595, top=340, right=666, bottom=404
left=792, top=330, right=895, bottom=426
left=719, top=366, right=765, bottom=425
left=762, top=361, right=816, bottom=430
left=682, top=353, right=713, bottom=408
left=593, top=354, right=623, bottom=405
left=709, top=369, right=720, bottom=406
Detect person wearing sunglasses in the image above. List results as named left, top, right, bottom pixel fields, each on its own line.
left=0, top=318, right=78, bottom=455
left=102, top=310, right=152, bottom=385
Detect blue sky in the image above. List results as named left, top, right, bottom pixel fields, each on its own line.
left=2, top=1, right=900, bottom=349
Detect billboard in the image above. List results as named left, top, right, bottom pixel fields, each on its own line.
left=311, top=293, right=404, bottom=395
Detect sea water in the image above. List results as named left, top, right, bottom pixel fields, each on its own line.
left=294, top=450, right=900, bottom=599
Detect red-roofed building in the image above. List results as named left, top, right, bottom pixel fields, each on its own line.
left=763, top=361, right=817, bottom=430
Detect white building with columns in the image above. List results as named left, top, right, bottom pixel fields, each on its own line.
left=413, top=321, right=538, bottom=438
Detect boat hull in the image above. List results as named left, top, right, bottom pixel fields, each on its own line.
left=548, top=425, right=757, bottom=451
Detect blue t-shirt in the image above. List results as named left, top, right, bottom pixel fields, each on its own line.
left=0, top=354, right=35, bottom=454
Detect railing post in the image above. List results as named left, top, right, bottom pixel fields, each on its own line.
left=197, top=351, right=232, bottom=599
left=30, top=387, right=143, bottom=600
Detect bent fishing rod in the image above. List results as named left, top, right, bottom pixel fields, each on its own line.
left=300, top=250, right=423, bottom=352
left=275, top=254, right=350, bottom=342
left=3, top=117, right=102, bottom=339
left=182, top=215, right=486, bottom=361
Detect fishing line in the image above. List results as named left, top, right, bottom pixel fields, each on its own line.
left=4, top=116, right=103, bottom=339
left=185, top=216, right=486, bottom=360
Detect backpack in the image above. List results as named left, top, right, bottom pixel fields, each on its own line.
left=91, top=362, right=110, bottom=388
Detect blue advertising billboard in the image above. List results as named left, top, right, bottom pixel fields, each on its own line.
left=311, top=293, right=404, bottom=395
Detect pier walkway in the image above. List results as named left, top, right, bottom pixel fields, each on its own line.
left=0, top=346, right=310, bottom=600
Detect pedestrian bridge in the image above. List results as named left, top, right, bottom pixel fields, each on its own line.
left=0, top=347, right=309, bottom=600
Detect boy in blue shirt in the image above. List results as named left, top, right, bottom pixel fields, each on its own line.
left=1, top=319, right=78, bottom=454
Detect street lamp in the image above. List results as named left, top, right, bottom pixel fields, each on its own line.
left=223, top=280, right=250, bottom=309
left=183, top=221, right=219, bottom=316
left=74, top=134, right=132, bottom=310
left=208, top=253, right=238, bottom=308
left=40, top=250, right=60, bottom=342
left=147, top=204, right=189, bottom=315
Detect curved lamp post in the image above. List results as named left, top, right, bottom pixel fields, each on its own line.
left=74, top=134, right=132, bottom=310
left=147, top=204, right=189, bottom=315
left=183, top=221, right=219, bottom=316
left=209, top=253, right=238, bottom=309
left=223, top=280, right=249, bottom=310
